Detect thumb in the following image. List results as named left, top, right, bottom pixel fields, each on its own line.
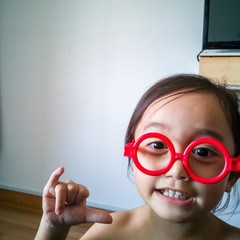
left=85, top=207, right=113, bottom=224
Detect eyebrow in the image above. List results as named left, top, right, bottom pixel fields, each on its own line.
left=194, top=128, right=224, bottom=143
left=143, top=122, right=170, bottom=132
left=143, top=122, right=224, bottom=143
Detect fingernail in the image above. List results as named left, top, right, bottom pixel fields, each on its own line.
left=56, top=209, right=61, bottom=215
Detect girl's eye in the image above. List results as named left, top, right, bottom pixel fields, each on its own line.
left=194, top=148, right=212, bottom=157
left=138, top=138, right=169, bottom=156
left=192, top=147, right=217, bottom=161
left=150, top=141, right=167, bottom=150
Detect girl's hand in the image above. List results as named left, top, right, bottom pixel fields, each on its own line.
left=42, top=167, right=113, bottom=227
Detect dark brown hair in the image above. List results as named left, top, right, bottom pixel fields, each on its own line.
left=125, top=73, right=240, bottom=214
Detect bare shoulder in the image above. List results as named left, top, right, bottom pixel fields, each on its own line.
left=80, top=208, right=140, bottom=240
left=224, top=224, right=240, bottom=239
left=217, top=217, right=240, bottom=240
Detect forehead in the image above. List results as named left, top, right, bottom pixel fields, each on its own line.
left=140, top=91, right=221, bottom=118
left=135, top=91, right=232, bottom=142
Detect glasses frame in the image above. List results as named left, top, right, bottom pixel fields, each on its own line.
left=124, top=132, right=240, bottom=184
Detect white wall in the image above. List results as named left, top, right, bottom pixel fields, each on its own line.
left=1, top=0, right=239, bottom=227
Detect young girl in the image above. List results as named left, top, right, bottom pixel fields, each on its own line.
left=35, top=74, right=240, bottom=240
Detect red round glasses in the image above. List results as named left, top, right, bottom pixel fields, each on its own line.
left=124, top=132, right=240, bottom=184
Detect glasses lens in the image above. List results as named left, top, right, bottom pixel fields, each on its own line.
left=137, top=137, right=171, bottom=171
left=188, top=143, right=226, bottom=179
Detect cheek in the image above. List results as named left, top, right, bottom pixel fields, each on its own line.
left=134, top=166, right=156, bottom=199
left=196, top=179, right=229, bottom=210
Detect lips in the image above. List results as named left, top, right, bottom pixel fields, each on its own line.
left=158, top=189, right=191, bottom=200
left=156, top=188, right=194, bottom=207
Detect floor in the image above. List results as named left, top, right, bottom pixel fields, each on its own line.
left=0, top=204, right=94, bottom=240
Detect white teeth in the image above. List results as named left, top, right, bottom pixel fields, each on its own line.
left=163, top=190, right=169, bottom=197
left=161, top=189, right=189, bottom=200
left=169, top=190, right=174, bottom=197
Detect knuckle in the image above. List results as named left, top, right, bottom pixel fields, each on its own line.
left=55, top=182, right=67, bottom=193
left=67, top=183, right=78, bottom=192
left=79, top=184, right=89, bottom=198
left=65, top=179, right=74, bottom=184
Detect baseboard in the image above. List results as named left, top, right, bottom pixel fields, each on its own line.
left=0, top=188, right=115, bottom=215
left=0, top=188, right=42, bottom=214
left=0, top=184, right=42, bottom=196
left=87, top=201, right=126, bottom=212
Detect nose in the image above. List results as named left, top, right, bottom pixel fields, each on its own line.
left=165, top=154, right=190, bottom=182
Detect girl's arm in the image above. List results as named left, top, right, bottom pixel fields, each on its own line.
left=34, top=167, right=112, bottom=240
left=35, top=217, right=70, bottom=240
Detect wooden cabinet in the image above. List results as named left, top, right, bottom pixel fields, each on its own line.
left=199, top=56, right=240, bottom=86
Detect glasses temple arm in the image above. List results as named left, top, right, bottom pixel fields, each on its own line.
left=124, top=139, right=135, bottom=157
left=230, top=157, right=240, bottom=172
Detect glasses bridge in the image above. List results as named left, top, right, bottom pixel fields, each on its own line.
left=174, top=153, right=184, bottom=160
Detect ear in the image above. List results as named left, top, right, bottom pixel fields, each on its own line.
left=225, top=172, right=240, bottom=193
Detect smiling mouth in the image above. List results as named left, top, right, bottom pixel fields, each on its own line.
left=158, top=189, right=191, bottom=200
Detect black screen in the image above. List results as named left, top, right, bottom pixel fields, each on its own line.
left=203, top=0, right=240, bottom=49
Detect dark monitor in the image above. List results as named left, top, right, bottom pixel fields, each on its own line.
left=202, top=0, right=240, bottom=50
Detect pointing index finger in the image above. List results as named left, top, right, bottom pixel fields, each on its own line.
left=43, top=167, right=65, bottom=196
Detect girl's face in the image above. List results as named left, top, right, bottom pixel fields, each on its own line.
left=134, top=91, right=235, bottom=223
